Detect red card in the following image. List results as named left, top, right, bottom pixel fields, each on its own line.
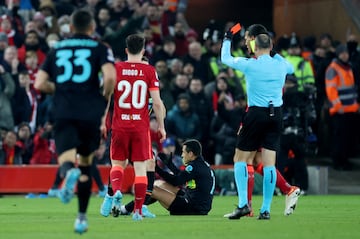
left=230, top=23, right=241, bottom=34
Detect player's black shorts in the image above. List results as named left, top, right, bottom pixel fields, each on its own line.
left=168, top=190, right=207, bottom=215
left=236, top=106, right=283, bottom=151
left=54, top=119, right=101, bottom=156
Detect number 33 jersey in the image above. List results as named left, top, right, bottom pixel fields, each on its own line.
left=40, top=34, right=115, bottom=121
left=112, top=61, right=160, bottom=132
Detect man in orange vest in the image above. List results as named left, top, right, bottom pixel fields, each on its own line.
left=325, top=44, right=359, bottom=170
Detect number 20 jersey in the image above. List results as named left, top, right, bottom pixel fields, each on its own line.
left=112, top=61, right=160, bottom=132
left=40, top=34, right=115, bottom=121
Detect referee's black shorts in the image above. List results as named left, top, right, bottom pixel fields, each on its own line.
left=236, top=106, right=283, bottom=152
left=54, top=118, right=101, bottom=156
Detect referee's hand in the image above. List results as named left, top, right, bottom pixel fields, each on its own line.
left=224, top=30, right=234, bottom=40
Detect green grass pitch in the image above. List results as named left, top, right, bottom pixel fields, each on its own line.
left=0, top=194, right=358, bottom=239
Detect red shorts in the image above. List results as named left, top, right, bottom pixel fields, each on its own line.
left=110, top=129, right=152, bottom=162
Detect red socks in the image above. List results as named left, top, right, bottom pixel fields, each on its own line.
left=255, top=162, right=291, bottom=195
left=247, top=165, right=254, bottom=209
left=275, top=169, right=292, bottom=194
left=134, top=176, right=148, bottom=213
left=110, top=165, right=124, bottom=193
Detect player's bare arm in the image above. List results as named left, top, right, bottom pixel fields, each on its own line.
left=101, top=63, right=116, bottom=101
left=34, top=70, right=55, bottom=94
left=150, top=89, right=166, bottom=142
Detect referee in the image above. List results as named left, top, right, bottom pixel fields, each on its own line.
left=221, top=28, right=294, bottom=220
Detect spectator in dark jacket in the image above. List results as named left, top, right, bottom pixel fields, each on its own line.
left=0, top=130, right=23, bottom=165
left=166, top=93, right=202, bottom=153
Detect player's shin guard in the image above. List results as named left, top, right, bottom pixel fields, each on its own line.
left=110, top=166, right=124, bottom=193
left=133, top=176, right=147, bottom=214
left=247, top=165, right=255, bottom=209
left=77, top=166, right=92, bottom=213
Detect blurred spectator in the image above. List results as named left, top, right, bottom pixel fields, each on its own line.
left=0, top=14, right=22, bottom=47
left=143, top=26, right=156, bottom=59
left=0, top=32, right=8, bottom=59
left=108, top=0, right=132, bottom=27
left=301, top=35, right=316, bottom=61
left=211, top=76, right=234, bottom=115
left=155, top=59, right=171, bottom=89
left=0, top=63, right=15, bottom=131
left=54, top=0, right=76, bottom=17
left=185, top=28, right=198, bottom=44
left=188, top=77, right=214, bottom=162
left=30, top=121, right=57, bottom=164
left=347, top=34, right=360, bottom=102
left=150, top=35, right=178, bottom=65
left=102, top=4, right=146, bottom=59
left=154, top=60, right=174, bottom=110
left=2, top=46, right=28, bottom=126
left=141, top=3, right=164, bottom=45
left=18, top=0, right=35, bottom=23
left=38, top=0, right=60, bottom=35
left=170, top=73, right=189, bottom=102
left=45, top=33, right=60, bottom=49
left=31, top=12, right=48, bottom=38
left=17, top=30, right=47, bottom=65
left=168, top=57, right=183, bottom=78
left=165, top=93, right=202, bottom=151
left=18, top=70, right=37, bottom=131
left=173, top=21, right=190, bottom=57
left=0, top=130, right=22, bottom=164
left=325, top=44, right=359, bottom=170
left=312, top=36, right=335, bottom=156
left=210, top=94, right=246, bottom=165
left=57, top=14, right=71, bottom=39
left=187, top=77, right=213, bottom=141
left=277, top=76, right=311, bottom=192
left=182, top=61, right=194, bottom=79
left=182, top=41, right=210, bottom=85
left=16, top=122, right=33, bottom=164
left=82, top=0, right=105, bottom=16
left=285, top=33, right=315, bottom=91
left=95, top=5, right=114, bottom=38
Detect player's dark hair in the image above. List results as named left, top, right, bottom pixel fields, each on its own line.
left=71, top=9, right=93, bottom=34
left=126, top=34, right=145, bottom=55
left=247, top=24, right=267, bottom=37
left=255, top=34, right=272, bottom=49
left=183, top=139, right=202, bottom=157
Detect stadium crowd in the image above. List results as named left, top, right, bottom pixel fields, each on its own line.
left=1, top=0, right=360, bottom=194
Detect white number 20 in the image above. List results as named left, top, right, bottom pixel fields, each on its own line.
left=117, top=80, right=147, bottom=109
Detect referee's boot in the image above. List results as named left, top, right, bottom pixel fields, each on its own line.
left=257, top=211, right=270, bottom=220
left=227, top=205, right=251, bottom=220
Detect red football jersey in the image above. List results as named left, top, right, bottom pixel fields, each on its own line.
left=112, top=61, right=160, bottom=132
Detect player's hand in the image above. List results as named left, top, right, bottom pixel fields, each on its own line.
left=158, top=127, right=166, bottom=142
left=100, top=116, right=107, bottom=139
